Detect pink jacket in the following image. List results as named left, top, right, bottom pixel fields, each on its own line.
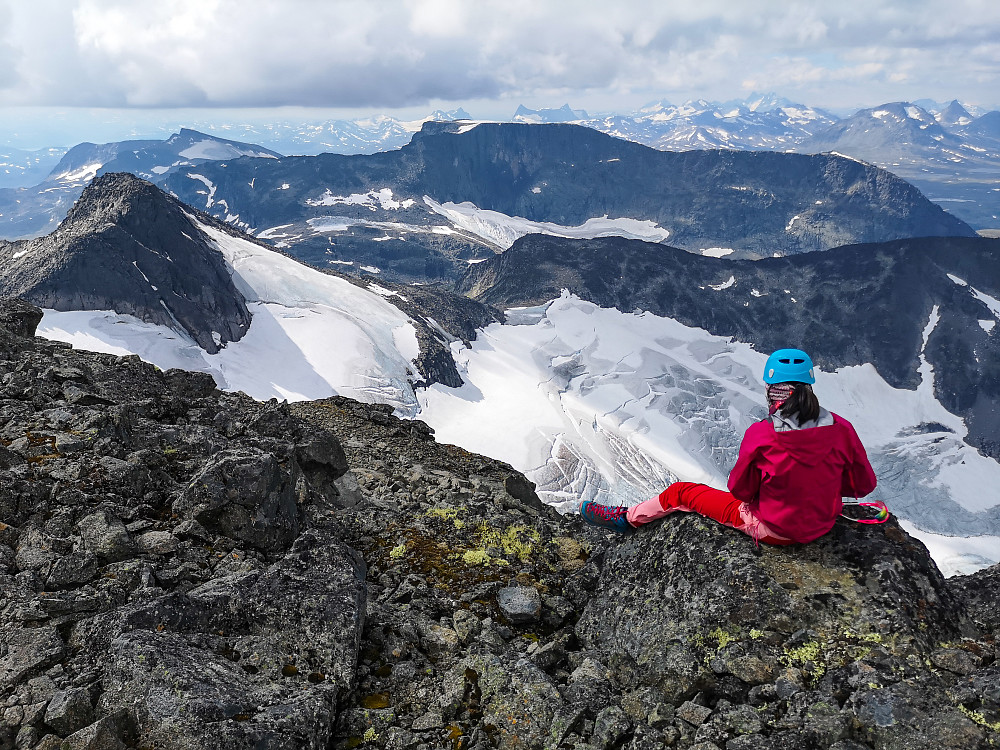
left=727, top=413, right=877, bottom=543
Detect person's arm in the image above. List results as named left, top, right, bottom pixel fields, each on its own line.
left=728, top=424, right=764, bottom=503
left=840, top=423, right=877, bottom=498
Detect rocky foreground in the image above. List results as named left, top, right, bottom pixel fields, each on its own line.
left=0, top=299, right=998, bottom=750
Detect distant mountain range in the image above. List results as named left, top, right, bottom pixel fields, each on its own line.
left=152, top=121, right=973, bottom=283
left=1, top=94, right=996, bottom=240
left=0, top=145, right=67, bottom=189
left=796, top=102, right=1000, bottom=230
left=0, top=129, right=281, bottom=239
left=21, top=174, right=1000, bottom=573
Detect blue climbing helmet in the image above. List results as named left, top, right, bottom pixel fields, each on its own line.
left=763, top=348, right=815, bottom=384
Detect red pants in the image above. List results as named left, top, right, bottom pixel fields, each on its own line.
left=626, top=482, right=795, bottom=546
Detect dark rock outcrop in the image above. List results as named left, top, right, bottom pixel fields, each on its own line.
left=0, top=172, right=252, bottom=353
left=0, top=297, right=998, bottom=750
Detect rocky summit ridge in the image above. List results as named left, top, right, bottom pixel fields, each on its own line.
left=0, top=173, right=252, bottom=354
left=0, top=297, right=998, bottom=750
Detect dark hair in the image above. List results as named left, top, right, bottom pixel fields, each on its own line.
left=779, top=383, right=820, bottom=423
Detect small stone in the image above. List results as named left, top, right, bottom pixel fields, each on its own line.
left=76, top=512, right=135, bottom=563
left=542, top=595, right=575, bottom=627
left=44, top=687, right=94, bottom=736
left=1, top=705, right=23, bottom=727
left=14, top=725, right=43, bottom=749
left=569, top=657, right=608, bottom=683
left=452, top=609, right=482, bottom=644
left=411, top=710, right=444, bottom=730
left=930, top=647, right=980, bottom=676
left=593, top=705, right=631, bottom=750
left=422, top=625, right=460, bottom=657
left=27, top=675, right=56, bottom=704
left=33, top=735, right=64, bottom=750
left=61, top=715, right=128, bottom=750
left=676, top=700, right=713, bottom=727
left=497, top=585, right=541, bottom=625
left=172, top=519, right=212, bottom=542
left=137, top=531, right=179, bottom=556
left=21, top=701, right=47, bottom=726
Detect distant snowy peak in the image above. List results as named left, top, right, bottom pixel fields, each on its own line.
left=512, top=104, right=589, bottom=123
left=43, top=129, right=282, bottom=186
left=593, top=95, right=838, bottom=151
left=804, top=102, right=952, bottom=148
left=936, top=100, right=975, bottom=128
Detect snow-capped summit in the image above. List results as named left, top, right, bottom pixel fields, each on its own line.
left=936, top=100, right=975, bottom=128
left=512, top=104, right=589, bottom=123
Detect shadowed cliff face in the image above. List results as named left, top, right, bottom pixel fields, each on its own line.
left=0, top=298, right=997, bottom=749
left=0, top=172, right=252, bottom=354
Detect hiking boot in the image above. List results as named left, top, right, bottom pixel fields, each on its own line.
left=579, top=501, right=635, bottom=533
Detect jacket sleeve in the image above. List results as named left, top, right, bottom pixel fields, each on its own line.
left=840, top=423, right=877, bottom=498
left=727, top=424, right=764, bottom=503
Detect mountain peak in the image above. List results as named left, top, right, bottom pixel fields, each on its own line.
left=60, top=171, right=174, bottom=232
left=1, top=173, right=251, bottom=353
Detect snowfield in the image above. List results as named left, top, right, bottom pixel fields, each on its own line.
left=39, top=221, right=422, bottom=412
left=423, top=197, right=672, bottom=248
left=35, top=238, right=1000, bottom=575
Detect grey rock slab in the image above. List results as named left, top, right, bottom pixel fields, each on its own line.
left=496, top=585, right=541, bottom=625
left=94, top=533, right=365, bottom=747
left=174, top=447, right=301, bottom=556
left=76, top=512, right=135, bottom=564
left=136, top=531, right=179, bottom=556
left=0, top=627, right=65, bottom=690
left=43, top=687, right=94, bottom=736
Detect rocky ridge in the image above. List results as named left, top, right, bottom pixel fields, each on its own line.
left=0, top=297, right=997, bottom=749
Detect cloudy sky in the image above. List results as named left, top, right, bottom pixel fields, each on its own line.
left=1, top=0, right=998, bottom=145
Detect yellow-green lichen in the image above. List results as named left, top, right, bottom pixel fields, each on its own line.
left=709, top=627, right=736, bottom=650
left=959, top=705, right=1000, bottom=731
left=477, top=522, right=541, bottom=562
left=426, top=507, right=467, bottom=529
left=461, top=549, right=508, bottom=567
left=389, top=543, right=407, bottom=559
left=363, top=727, right=378, bottom=742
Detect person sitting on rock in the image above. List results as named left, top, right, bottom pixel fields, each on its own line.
left=580, top=348, right=877, bottom=545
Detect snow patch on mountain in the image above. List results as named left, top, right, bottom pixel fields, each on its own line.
left=306, top=188, right=415, bottom=210
left=38, top=221, right=422, bottom=412
left=947, top=273, right=1000, bottom=318
left=186, top=173, right=217, bottom=209
left=423, top=197, right=672, bottom=249
left=178, top=139, right=278, bottom=161
left=53, top=163, right=103, bottom=185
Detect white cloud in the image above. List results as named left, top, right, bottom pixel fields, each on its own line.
left=0, top=0, right=998, bottom=110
